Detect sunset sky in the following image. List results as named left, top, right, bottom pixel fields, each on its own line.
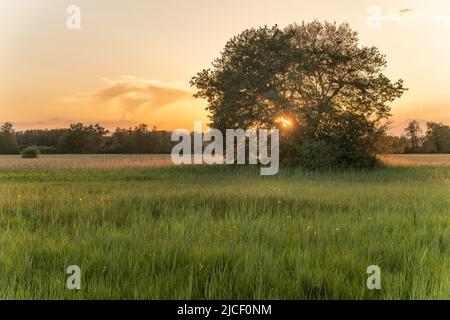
left=1, top=0, right=450, bottom=134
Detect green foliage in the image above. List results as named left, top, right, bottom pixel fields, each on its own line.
left=404, top=120, right=422, bottom=153
left=376, top=135, right=408, bottom=154
left=0, top=122, right=19, bottom=154
left=191, top=21, right=407, bottom=168
left=13, top=123, right=174, bottom=155
left=402, top=121, right=450, bottom=154
left=0, top=134, right=19, bottom=155
left=16, top=129, right=67, bottom=149
left=21, top=145, right=41, bottom=158
left=56, top=123, right=108, bottom=154
left=281, top=129, right=378, bottom=169
left=104, top=124, right=173, bottom=154
left=422, top=122, right=450, bottom=153
left=191, top=25, right=291, bottom=130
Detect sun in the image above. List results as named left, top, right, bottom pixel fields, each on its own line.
left=276, top=117, right=293, bottom=128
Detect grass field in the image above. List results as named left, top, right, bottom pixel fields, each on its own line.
left=380, top=154, right=450, bottom=167
left=0, top=155, right=449, bottom=299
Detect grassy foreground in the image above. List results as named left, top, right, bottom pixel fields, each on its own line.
left=0, top=163, right=449, bottom=299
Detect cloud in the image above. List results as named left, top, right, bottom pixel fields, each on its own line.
left=118, top=96, right=149, bottom=114
left=398, top=8, right=413, bottom=15
left=56, top=76, right=193, bottom=121
left=93, top=77, right=191, bottom=114
left=145, top=84, right=190, bottom=107
left=367, top=7, right=450, bottom=29
left=94, top=83, right=137, bottom=101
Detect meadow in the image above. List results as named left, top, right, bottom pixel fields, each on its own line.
left=0, top=155, right=448, bottom=299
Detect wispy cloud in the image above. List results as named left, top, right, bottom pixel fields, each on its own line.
left=93, top=76, right=191, bottom=114
left=367, top=7, right=450, bottom=29
left=59, top=76, right=192, bottom=120
left=398, top=8, right=413, bottom=15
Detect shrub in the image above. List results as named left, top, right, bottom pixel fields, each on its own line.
left=21, top=146, right=41, bottom=158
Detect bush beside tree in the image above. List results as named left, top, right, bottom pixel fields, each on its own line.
left=21, top=146, right=41, bottom=158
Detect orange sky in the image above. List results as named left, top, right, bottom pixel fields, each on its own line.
left=1, top=0, right=450, bottom=135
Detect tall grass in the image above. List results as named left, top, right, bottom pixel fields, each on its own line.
left=0, top=164, right=448, bottom=299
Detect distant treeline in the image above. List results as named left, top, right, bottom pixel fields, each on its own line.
left=380, top=121, right=450, bottom=154
left=0, top=122, right=174, bottom=154
left=0, top=120, right=449, bottom=155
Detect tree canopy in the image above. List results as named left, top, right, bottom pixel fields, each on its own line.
left=404, top=120, right=422, bottom=153
left=191, top=21, right=407, bottom=168
left=422, top=122, right=450, bottom=153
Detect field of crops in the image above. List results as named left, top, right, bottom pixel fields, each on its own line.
left=0, top=155, right=448, bottom=299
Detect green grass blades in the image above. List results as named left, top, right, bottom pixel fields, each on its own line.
left=0, top=165, right=449, bottom=299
